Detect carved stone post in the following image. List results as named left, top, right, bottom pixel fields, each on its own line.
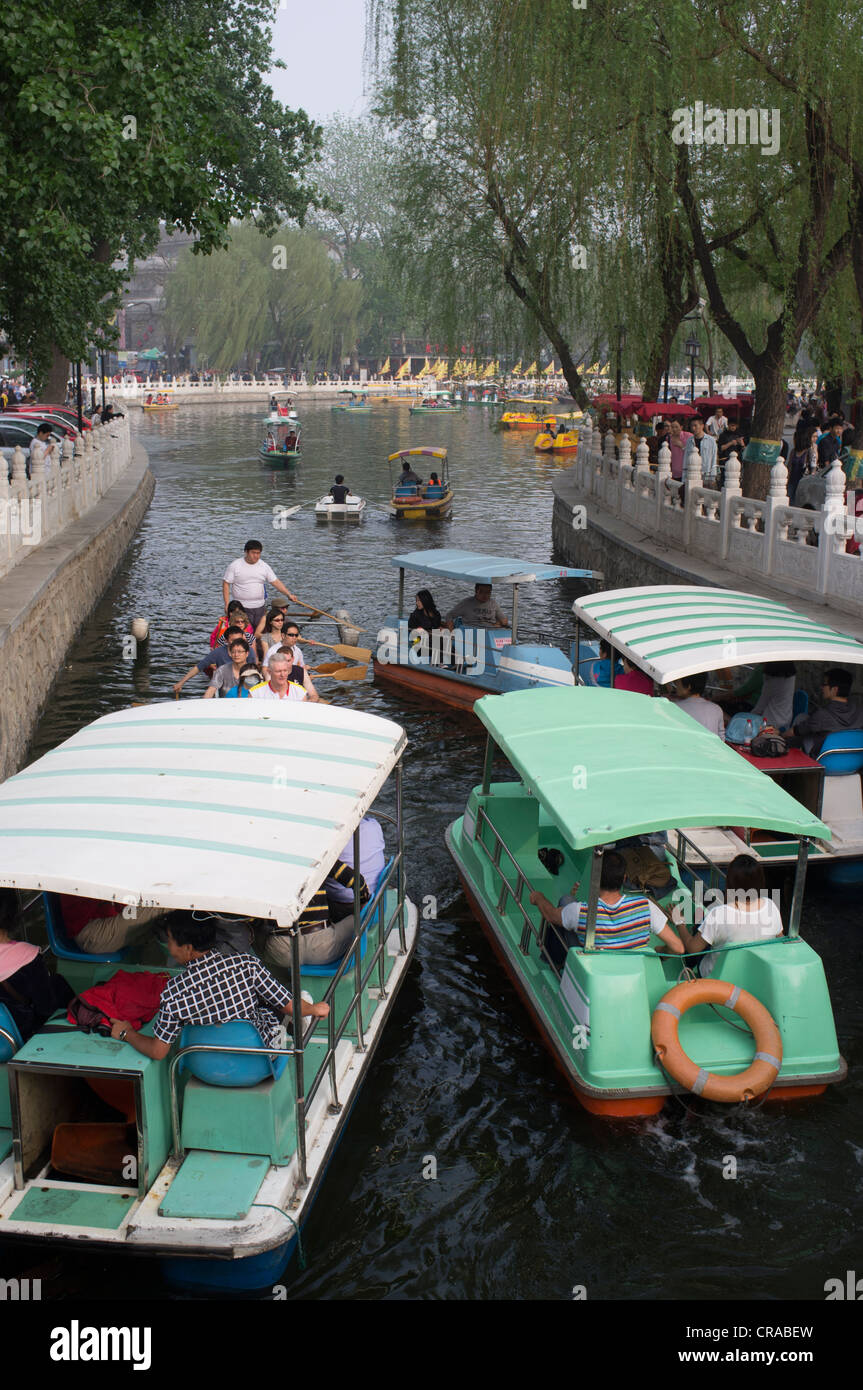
left=656, top=441, right=672, bottom=530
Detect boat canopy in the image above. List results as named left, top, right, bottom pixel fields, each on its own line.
left=475, top=687, right=829, bottom=849
left=0, top=702, right=405, bottom=927
left=572, top=586, right=863, bottom=685
left=391, top=548, right=594, bottom=584
left=389, top=447, right=448, bottom=463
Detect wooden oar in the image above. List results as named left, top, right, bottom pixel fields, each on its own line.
left=313, top=665, right=368, bottom=682
left=303, top=636, right=372, bottom=662
left=291, top=597, right=366, bottom=632
left=311, top=661, right=343, bottom=674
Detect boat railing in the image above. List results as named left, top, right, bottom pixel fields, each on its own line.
left=167, top=814, right=407, bottom=1188
left=473, top=804, right=569, bottom=963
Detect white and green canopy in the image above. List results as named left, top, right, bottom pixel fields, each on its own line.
left=573, top=586, right=863, bottom=685
left=475, top=687, right=829, bottom=850
left=0, top=702, right=405, bottom=926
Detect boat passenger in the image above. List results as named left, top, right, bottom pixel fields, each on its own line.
left=669, top=672, right=726, bottom=739
left=205, top=637, right=250, bottom=697
left=613, top=655, right=654, bottom=696
left=330, top=474, right=350, bottom=504
left=262, top=613, right=304, bottom=668
left=224, top=663, right=263, bottom=698
left=786, top=667, right=863, bottom=756
left=672, top=854, right=782, bottom=976
left=223, top=539, right=300, bottom=631
left=408, top=589, right=442, bottom=635
left=210, top=600, right=254, bottom=649
left=529, top=851, right=684, bottom=963
left=249, top=650, right=319, bottom=702
left=258, top=606, right=287, bottom=661
left=263, top=865, right=370, bottom=969
left=587, top=640, right=621, bottom=688
left=0, top=889, right=73, bottom=1040
left=145, top=393, right=153, bottom=406
left=108, top=915, right=329, bottom=1059
left=325, top=815, right=386, bottom=922
left=173, top=624, right=249, bottom=696
left=443, top=583, right=508, bottom=631
left=57, top=894, right=168, bottom=956
left=750, top=661, right=797, bottom=731
left=400, top=461, right=422, bottom=486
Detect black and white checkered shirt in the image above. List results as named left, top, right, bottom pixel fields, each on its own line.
left=152, top=951, right=292, bottom=1049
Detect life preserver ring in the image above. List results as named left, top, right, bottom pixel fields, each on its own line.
left=651, top=979, right=782, bottom=1102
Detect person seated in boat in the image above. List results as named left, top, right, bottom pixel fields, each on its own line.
left=249, top=649, right=319, bottom=702
left=173, top=624, right=250, bottom=696
left=324, top=815, right=386, bottom=923
left=426, top=471, right=443, bottom=490
left=224, top=663, right=264, bottom=699
left=668, top=671, right=726, bottom=739
left=443, top=582, right=508, bottom=631
left=588, top=640, right=622, bottom=688
left=57, top=893, right=168, bottom=956
left=710, top=663, right=764, bottom=716
left=145, top=393, right=153, bottom=406
left=205, top=636, right=251, bottom=697
left=399, top=460, right=422, bottom=488
left=210, top=600, right=254, bottom=650
left=109, top=914, right=329, bottom=1059
left=785, top=667, right=863, bottom=756
left=0, top=889, right=73, bottom=1040
left=283, top=431, right=297, bottom=451
left=750, top=661, right=797, bottom=731
left=528, top=851, right=684, bottom=966
left=269, top=394, right=278, bottom=413
left=613, top=654, right=654, bottom=696
left=329, top=474, right=350, bottom=504
left=262, top=611, right=304, bottom=668
left=257, top=605, right=288, bottom=662
left=263, top=864, right=370, bottom=969
left=672, top=854, right=782, bottom=977
left=408, top=589, right=442, bottom=635
left=265, top=431, right=276, bottom=451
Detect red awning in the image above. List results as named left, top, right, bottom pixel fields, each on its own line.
left=635, top=401, right=700, bottom=419
left=592, top=394, right=642, bottom=409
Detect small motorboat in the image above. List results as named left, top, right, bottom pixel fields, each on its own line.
left=314, top=492, right=366, bottom=521
left=502, top=399, right=558, bottom=430
left=259, top=419, right=301, bottom=464
left=142, top=395, right=179, bottom=411
left=332, top=391, right=372, bottom=413
left=388, top=448, right=453, bottom=518
left=409, top=390, right=459, bottom=415
left=534, top=415, right=583, bottom=452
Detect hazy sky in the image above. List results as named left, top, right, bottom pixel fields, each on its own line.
left=269, top=1, right=370, bottom=123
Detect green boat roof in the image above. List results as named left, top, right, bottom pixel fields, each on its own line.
left=572, top=586, right=863, bottom=684
left=474, top=687, right=829, bottom=849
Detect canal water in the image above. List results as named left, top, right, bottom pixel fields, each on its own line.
left=8, top=399, right=862, bottom=1301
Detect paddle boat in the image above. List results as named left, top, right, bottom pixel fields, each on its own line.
left=388, top=447, right=454, bottom=519
left=501, top=399, right=558, bottom=430
left=0, top=700, right=417, bottom=1291
left=142, top=394, right=179, bottom=412
left=262, top=396, right=299, bottom=426
left=331, top=391, right=372, bottom=413
left=409, top=390, right=459, bottom=415
left=373, top=548, right=599, bottom=713
left=571, top=586, right=863, bottom=880
left=259, top=419, right=301, bottom=464
left=534, top=413, right=583, bottom=453
left=314, top=491, right=366, bottom=521
left=446, top=686, right=845, bottom=1116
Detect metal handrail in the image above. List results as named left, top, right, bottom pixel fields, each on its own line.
left=0, top=1026, right=19, bottom=1055
left=169, top=1041, right=298, bottom=1158
left=473, top=805, right=549, bottom=956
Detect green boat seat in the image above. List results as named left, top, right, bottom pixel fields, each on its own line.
left=0, top=1003, right=22, bottom=1062
left=43, top=891, right=128, bottom=965
left=179, top=1020, right=289, bottom=1085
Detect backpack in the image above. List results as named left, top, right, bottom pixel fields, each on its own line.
left=725, top=713, right=765, bottom=746
left=750, top=731, right=788, bottom=758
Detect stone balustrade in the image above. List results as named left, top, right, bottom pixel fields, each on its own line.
left=0, top=415, right=132, bottom=581
left=570, top=415, right=863, bottom=618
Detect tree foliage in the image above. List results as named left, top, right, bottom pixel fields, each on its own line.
left=0, top=0, right=321, bottom=385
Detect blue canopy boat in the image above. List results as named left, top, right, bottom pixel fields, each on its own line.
left=373, top=548, right=600, bottom=713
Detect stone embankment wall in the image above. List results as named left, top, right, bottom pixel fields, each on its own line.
left=0, top=439, right=154, bottom=780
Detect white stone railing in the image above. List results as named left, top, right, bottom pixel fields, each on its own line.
left=570, top=416, right=863, bottom=617
left=0, top=414, right=133, bottom=580
left=102, top=376, right=426, bottom=400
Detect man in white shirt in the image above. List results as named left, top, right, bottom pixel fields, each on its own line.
left=684, top=416, right=719, bottom=485
left=223, top=540, right=299, bottom=629
left=669, top=672, right=726, bottom=739
left=706, top=407, right=728, bottom=438
left=249, top=651, right=318, bottom=702
left=29, top=423, right=59, bottom=475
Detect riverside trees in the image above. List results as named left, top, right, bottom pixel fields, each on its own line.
left=0, top=0, right=321, bottom=393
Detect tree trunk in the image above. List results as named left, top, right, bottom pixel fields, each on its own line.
left=45, top=345, right=70, bottom=403
left=744, top=359, right=787, bottom=499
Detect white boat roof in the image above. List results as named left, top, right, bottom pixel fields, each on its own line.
left=572, top=586, right=863, bottom=684
left=392, top=548, right=594, bottom=584
left=0, top=701, right=405, bottom=927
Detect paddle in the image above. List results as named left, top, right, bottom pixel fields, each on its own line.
left=311, top=661, right=343, bottom=674
left=313, top=665, right=368, bottom=682
left=291, top=597, right=366, bottom=632
left=303, top=636, right=372, bottom=662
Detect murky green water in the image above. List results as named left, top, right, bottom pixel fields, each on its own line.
left=5, top=399, right=861, bottom=1300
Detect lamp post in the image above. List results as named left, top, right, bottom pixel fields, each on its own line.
left=685, top=332, right=700, bottom=403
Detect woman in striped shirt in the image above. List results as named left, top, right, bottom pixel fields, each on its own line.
left=530, top=851, right=684, bottom=954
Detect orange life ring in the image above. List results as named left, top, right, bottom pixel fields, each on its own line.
left=651, top=979, right=782, bottom=1102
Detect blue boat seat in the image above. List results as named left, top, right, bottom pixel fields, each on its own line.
left=816, top=732, right=863, bottom=776
left=0, top=1002, right=23, bottom=1062
left=179, top=1020, right=289, bottom=1086
left=43, top=892, right=129, bottom=965
left=425, top=485, right=446, bottom=498
left=395, top=485, right=419, bottom=498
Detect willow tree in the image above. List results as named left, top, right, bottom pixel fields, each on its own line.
left=164, top=223, right=365, bottom=373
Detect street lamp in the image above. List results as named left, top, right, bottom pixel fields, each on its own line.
left=685, top=332, right=700, bottom=403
